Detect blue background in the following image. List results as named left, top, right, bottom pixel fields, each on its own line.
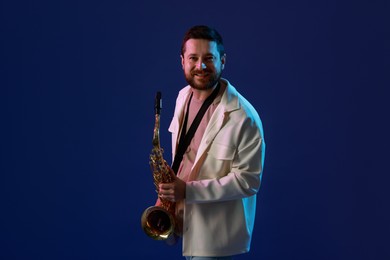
left=1, top=0, right=389, bottom=259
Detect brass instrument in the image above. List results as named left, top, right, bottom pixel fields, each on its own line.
left=141, top=92, right=177, bottom=240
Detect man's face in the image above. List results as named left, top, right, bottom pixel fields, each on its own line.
left=181, top=39, right=226, bottom=91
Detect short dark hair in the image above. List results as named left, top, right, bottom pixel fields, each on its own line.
left=181, top=25, right=225, bottom=57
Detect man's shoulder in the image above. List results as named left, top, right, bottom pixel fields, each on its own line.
left=223, top=81, right=263, bottom=129
left=223, top=81, right=258, bottom=113
left=177, top=85, right=191, bottom=99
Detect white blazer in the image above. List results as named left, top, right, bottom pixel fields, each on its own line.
left=169, top=79, right=265, bottom=257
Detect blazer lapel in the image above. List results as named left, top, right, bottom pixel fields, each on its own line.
left=191, top=82, right=240, bottom=172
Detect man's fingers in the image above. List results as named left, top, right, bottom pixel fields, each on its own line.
left=159, top=183, right=173, bottom=191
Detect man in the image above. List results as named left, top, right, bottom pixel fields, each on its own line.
left=158, top=25, right=265, bottom=260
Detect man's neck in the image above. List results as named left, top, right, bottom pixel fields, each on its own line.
left=191, top=82, right=219, bottom=101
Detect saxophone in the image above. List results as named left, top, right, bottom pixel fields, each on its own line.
left=141, top=91, right=177, bottom=240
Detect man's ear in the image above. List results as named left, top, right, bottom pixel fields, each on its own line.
left=180, top=55, right=184, bottom=70
left=221, top=54, right=226, bottom=70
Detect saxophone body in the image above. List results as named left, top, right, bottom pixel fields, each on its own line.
left=141, top=92, right=177, bottom=240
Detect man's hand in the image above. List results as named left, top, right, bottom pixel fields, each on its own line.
left=159, top=176, right=186, bottom=202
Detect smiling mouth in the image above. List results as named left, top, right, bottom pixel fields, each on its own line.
left=193, top=73, right=209, bottom=78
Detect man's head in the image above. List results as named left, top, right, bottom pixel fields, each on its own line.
left=181, top=25, right=226, bottom=91
left=181, top=25, right=225, bottom=57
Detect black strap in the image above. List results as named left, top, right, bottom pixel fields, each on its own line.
left=171, top=83, right=221, bottom=174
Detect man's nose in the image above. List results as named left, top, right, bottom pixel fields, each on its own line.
left=196, top=60, right=207, bottom=70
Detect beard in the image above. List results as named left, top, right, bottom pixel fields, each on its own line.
left=184, top=68, right=222, bottom=91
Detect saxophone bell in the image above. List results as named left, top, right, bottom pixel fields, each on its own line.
left=141, top=205, right=175, bottom=240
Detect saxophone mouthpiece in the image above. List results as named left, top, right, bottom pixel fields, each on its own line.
left=155, top=91, right=162, bottom=115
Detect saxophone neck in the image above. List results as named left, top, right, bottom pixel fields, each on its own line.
left=152, top=114, right=160, bottom=147
left=153, top=91, right=162, bottom=147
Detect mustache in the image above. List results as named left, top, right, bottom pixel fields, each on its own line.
left=191, top=69, right=212, bottom=75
